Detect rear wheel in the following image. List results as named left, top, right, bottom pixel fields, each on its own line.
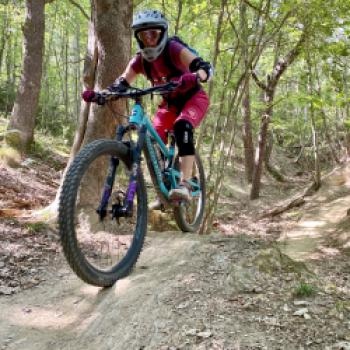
left=173, top=152, right=205, bottom=232
left=58, top=139, right=147, bottom=287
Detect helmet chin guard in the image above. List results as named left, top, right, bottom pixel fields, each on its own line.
left=132, top=10, right=168, bottom=62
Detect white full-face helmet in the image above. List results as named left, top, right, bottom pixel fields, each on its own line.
left=132, top=10, right=168, bottom=62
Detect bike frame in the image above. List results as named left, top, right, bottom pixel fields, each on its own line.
left=97, top=97, right=200, bottom=220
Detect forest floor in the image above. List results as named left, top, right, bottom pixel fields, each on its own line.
left=0, top=143, right=350, bottom=350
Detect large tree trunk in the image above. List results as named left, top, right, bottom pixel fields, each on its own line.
left=7, top=0, right=45, bottom=151
left=47, top=0, right=132, bottom=217
left=76, top=0, right=132, bottom=210
left=83, top=0, right=132, bottom=145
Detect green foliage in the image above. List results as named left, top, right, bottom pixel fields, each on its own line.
left=344, top=119, right=350, bottom=130
left=29, top=132, right=69, bottom=170
left=0, top=144, right=21, bottom=167
left=0, top=0, right=349, bottom=176
left=0, top=82, right=16, bottom=114
left=25, top=222, right=49, bottom=233
left=293, top=282, right=317, bottom=297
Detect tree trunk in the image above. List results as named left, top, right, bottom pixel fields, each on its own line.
left=314, top=65, right=340, bottom=164
left=196, top=0, right=226, bottom=150
left=174, top=0, right=182, bottom=35
left=7, top=0, right=46, bottom=152
left=83, top=0, right=131, bottom=145
left=240, top=0, right=255, bottom=183
left=241, top=77, right=255, bottom=183
left=250, top=91, right=273, bottom=199
left=264, top=130, right=285, bottom=181
left=250, top=31, right=306, bottom=199
left=306, top=52, right=321, bottom=189
left=199, top=75, right=245, bottom=234
left=0, top=5, right=10, bottom=75
left=48, top=0, right=132, bottom=217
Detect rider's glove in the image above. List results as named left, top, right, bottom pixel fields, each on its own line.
left=176, top=72, right=199, bottom=94
left=107, top=77, right=130, bottom=93
left=82, top=90, right=96, bottom=102
left=81, top=90, right=105, bottom=105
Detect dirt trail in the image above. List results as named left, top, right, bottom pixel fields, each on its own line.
left=1, top=232, right=233, bottom=350
left=1, top=227, right=349, bottom=349
left=1, top=163, right=350, bottom=349
left=279, top=173, right=350, bottom=260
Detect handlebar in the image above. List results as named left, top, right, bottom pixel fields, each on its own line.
left=82, top=81, right=179, bottom=105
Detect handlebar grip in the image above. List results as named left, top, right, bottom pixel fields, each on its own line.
left=96, top=95, right=106, bottom=105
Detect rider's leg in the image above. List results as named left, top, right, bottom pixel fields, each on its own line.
left=174, top=119, right=195, bottom=182
left=152, top=104, right=177, bottom=143
left=169, top=91, right=209, bottom=201
left=168, top=121, right=194, bottom=201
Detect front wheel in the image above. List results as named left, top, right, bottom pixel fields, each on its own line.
left=173, top=152, right=206, bottom=232
left=58, top=139, right=147, bottom=287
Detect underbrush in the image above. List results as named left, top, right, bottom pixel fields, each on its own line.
left=0, top=116, right=69, bottom=170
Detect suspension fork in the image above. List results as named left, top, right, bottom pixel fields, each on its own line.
left=96, top=125, right=129, bottom=220
left=122, top=124, right=147, bottom=215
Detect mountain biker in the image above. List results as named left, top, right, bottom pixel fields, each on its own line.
left=108, top=10, right=212, bottom=209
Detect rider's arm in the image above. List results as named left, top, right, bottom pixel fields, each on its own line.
left=179, top=48, right=213, bottom=82
left=107, top=57, right=140, bottom=92
left=120, top=59, right=138, bottom=85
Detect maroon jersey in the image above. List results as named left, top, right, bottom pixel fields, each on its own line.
left=130, top=40, right=189, bottom=85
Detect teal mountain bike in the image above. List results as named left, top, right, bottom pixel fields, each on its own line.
left=58, top=82, right=206, bottom=287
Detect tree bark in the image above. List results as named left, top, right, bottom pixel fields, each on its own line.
left=7, top=0, right=46, bottom=151
left=49, top=0, right=132, bottom=216
left=83, top=0, right=131, bottom=145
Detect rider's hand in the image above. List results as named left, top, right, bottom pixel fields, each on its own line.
left=81, top=90, right=105, bottom=105
left=82, top=90, right=96, bottom=102
left=176, top=72, right=199, bottom=94
left=107, top=77, right=130, bottom=93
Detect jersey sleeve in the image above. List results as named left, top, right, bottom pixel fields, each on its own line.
left=168, top=40, right=189, bottom=73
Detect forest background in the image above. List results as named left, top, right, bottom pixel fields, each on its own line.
left=1, top=0, right=350, bottom=231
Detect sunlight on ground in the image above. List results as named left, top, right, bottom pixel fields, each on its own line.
left=7, top=305, right=78, bottom=329
left=79, top=284, right=102, bottom=297
left=226, top=183, right=249, bottom=196
left=280, top=165, right=350, bottom=261
left=279, top=236, right=323, bottom=261
left=298, top=220, right=326, bottom=228
left=114, top=279, right=131, bottom=295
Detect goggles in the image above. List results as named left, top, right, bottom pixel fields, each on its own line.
left=136, top=29, right=162, bottom=44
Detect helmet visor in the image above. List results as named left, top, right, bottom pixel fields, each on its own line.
left=136, top=29, right=162, bottom=47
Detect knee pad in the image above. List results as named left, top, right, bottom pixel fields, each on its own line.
left=173, top=120, right=195, bottom=156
